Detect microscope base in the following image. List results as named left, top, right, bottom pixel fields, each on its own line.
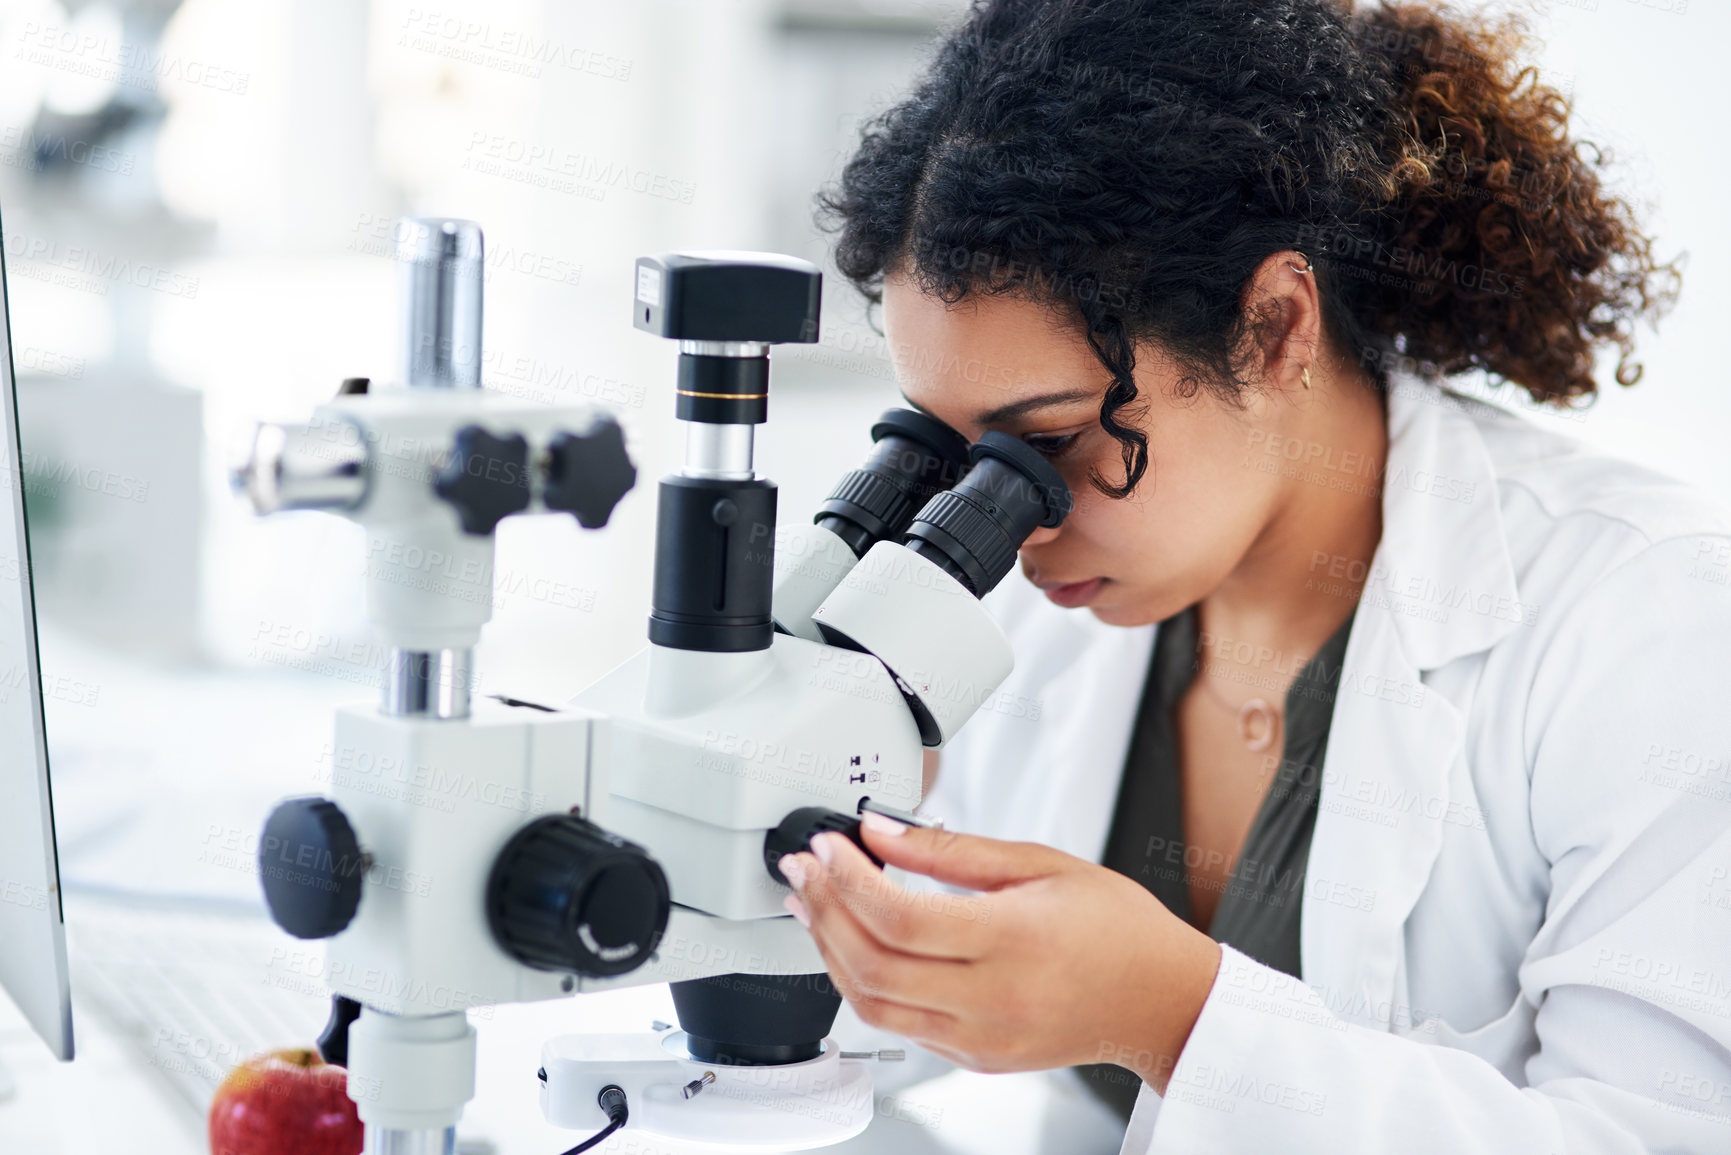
left=541, top=1029, right=873, bottom=1149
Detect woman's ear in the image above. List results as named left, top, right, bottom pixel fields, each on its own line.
left=1243, top=249, right=1323, bottom=395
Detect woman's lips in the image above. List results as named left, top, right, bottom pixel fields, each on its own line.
left=1040, top=577, right=1104, bottom=608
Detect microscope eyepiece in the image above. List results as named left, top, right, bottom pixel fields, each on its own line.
left=814, top=408, right=971, bottom=559
left=902, top=431, right=1073, bottom=597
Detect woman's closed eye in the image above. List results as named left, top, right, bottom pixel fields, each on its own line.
left=1021, top=430, right=1083, bottom=460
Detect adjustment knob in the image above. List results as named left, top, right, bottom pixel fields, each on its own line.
left=545, top=418, right=636, bottom=529
left=764, top=807, right=883, bottom=886
left=487, top=815, right=670, bottom=978
left=317, top=995, right=363, bottom=1067
left=434, top=425, right=531, bottom=535
left=259, top=797, right=366, bottom=940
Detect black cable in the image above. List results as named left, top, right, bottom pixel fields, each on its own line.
left=559, top=1084, right=628, bottom=1154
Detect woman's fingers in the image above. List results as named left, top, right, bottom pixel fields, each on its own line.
left=834, top=987, right=957, bottom=1049
left=790, top=835, right=991, bottom=960
left=859, top=813, right=1071, bottom=891
left=790, top=873, right=969, bottom=1033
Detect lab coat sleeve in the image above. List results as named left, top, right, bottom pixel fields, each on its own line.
left=1127, top=533, right=1731, bottom=1155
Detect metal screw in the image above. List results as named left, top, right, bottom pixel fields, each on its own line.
left=682, top=1071, right=717, bottom=1100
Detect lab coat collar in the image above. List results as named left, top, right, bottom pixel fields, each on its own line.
left=1369, top=372, right=1527, bottom=671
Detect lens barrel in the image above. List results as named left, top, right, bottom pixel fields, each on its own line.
left=669, top=972, right=843, bottom=1066
left=814, top=409, right=970, bottom=559
left=903, top=431, right=1072, bottom=597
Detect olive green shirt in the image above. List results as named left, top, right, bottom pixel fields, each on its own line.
left=1073, top=603, right=1357, bottom=1121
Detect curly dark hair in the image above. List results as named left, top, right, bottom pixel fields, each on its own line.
left=818, top=0, right=1683, bottom=497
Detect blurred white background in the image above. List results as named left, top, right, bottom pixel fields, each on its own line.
left=0, top=0, right=1723, bottom=1152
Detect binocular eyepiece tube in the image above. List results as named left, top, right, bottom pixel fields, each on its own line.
left=903, top=431, right=1073, bottom=598
left=814, top=409, right=972, bottom=560
left=811, top=409, right=1073, bottom=599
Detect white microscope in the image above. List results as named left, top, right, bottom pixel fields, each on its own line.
left=233, top=218, right=1071, bottom=1153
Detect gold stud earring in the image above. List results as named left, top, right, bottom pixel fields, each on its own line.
left=1300, top=366, right=1312, bottom=390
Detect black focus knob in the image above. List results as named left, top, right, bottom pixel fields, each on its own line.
left=764, top=807, right=883, bottom=886
left=434, top=425, right=531, bottom=535
left=259, top=797, right=366, bottom=940
left=545, top=419, right=636, bottom=529
left=487, top=814, right=670, bottom=978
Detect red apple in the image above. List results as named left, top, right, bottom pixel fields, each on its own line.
left=208, top=1048, right=363, bottom=1155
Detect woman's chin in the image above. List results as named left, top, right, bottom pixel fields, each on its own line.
left=1086, top=599, right=1140, bottom=627
left=1085, top=591, right=1172, bottom=629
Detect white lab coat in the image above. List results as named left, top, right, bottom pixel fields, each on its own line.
left=919, top=370, right=1731, bottom=1153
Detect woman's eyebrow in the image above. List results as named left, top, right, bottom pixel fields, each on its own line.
left=897, top=388, right=1098, bottom=426
left=975, top=389, right=1098, bottom=425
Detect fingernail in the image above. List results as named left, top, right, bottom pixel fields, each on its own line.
left=779, top=853, right=807, bottom=890
left=811, top=832, right=838, bottom=866
left=860, top=811, right=908, bottom=837
left=784, top=894, right=811, bottom=927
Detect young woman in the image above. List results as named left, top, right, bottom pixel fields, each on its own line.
left=770, top=1, right=1731, bottom=1151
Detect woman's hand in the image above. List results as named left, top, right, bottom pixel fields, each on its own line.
left=778, top=814, right=1223, bottom=1092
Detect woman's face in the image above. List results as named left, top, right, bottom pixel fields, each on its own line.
left=882, top=274, right=1296, bottom=628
